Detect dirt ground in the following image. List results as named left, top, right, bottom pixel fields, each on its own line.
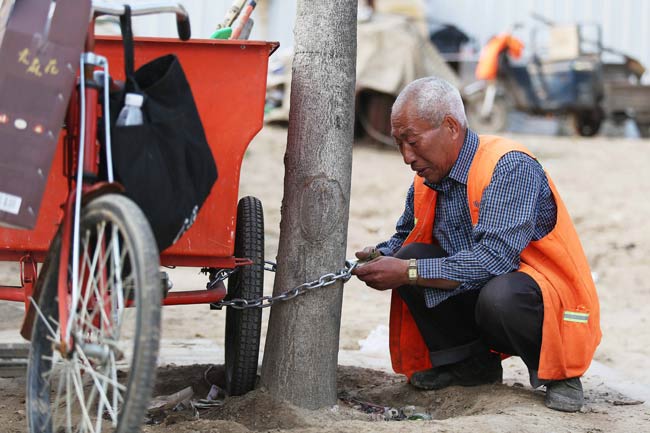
left=1, top=125, right=650, bottom=432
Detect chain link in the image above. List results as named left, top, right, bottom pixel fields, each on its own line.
left=206, top=268, right=238, bottom=290
left=211, top=259, right=359, bottom=309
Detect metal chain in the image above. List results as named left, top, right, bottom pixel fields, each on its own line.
left=206, top=268, right=238, bottom=290
left=211, top=259, right=359, bottom=310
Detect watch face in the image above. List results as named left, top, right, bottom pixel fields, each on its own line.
left=408, top=259, right=417, bottom=281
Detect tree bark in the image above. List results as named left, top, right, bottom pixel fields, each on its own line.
left=260, top=0, right=357, bottom=409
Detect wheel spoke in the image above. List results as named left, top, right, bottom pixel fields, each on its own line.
left=70, top=357, right=97, bottom=433
left=110, top=351, right=119, bottom=413
left=66, top=367, right=73, bottom=433
left=111, top=244, right=133, bottom=340
left=77, top=348, right=127, bottom=394
left=79, top=224, right=113, bottom=333
left=76, top=242, right=98, bottom=338
left=29, top=297, right=58, bottom=340
left=111, top=224, right=125, bottom=316
left=40, top=351, right=62, bottom=385
left=78, top=359, right=119, bottom=431
left=72, top=321, right=126, bottom=428
left=69, top=223, right=100, bottom=344
left=93, top=227, right=119, bottom=332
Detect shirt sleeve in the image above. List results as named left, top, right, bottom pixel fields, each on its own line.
left=376, top=183, right=415, bottom=256
left=418, top=152, right=556, bottom=284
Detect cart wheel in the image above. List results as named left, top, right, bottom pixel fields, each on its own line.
left=356, top=90, right=397, bottom=147
left=573, top=110, right=602, bottom=137
left=636, top=122, right=650, bottom=138
left=27, top=194, right=161, bottom=433
left=225, top=196, right=264, bottom=396
left=465, top=94, right=509, bottom=134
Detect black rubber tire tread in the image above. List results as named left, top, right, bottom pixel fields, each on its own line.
left=225, top=196, right=264, bottom=396
left=19, top=227, right=61, bottom=341
left=573, top=111, right=602, bottom=137
left=26, top=194, right=161, bottom=433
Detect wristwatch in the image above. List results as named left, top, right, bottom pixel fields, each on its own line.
left=408, top=258, right=418, bottom=283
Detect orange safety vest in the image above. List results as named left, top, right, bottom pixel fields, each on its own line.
left=389, top=135, right=601, bottom=380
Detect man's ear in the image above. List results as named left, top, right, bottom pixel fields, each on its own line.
left=443, top=115, right=462, bottom=140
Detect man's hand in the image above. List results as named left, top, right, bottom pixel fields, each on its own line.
left=352, top=255, right=410, bottom=291
left=355, top=246, right=381, bottom=262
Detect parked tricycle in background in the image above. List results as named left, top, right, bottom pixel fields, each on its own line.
left=464, top=14, right=650, bottom=137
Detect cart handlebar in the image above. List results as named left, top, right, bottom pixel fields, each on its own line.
left=92, top=1, right=191, bottom=41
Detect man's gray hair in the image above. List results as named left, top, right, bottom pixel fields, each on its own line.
left=392, top=77, right=467, bottom=128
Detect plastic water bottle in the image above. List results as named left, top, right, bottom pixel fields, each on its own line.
left=115, top=92, right=144, bottom=126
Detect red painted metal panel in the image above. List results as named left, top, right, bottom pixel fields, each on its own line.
left=96, top=37, right=275, bottom=261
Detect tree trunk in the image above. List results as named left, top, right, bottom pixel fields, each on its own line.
left=260, top=0, right=357, bottom=409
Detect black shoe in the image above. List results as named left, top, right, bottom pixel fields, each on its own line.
left=544, top=377, right=583, bottom=412
left=410, top=352, right=503, bottom=391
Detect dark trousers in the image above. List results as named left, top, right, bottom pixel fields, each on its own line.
left=395, top=243, right=544, bottom=375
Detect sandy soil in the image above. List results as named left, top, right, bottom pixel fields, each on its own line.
left=1, top=125, right=650, bottom=432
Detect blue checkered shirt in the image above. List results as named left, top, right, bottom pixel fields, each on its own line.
left=377, top=130, right=557, bottom=308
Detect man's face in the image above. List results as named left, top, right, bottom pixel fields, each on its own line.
left=390, top=102, right=461, bottom=184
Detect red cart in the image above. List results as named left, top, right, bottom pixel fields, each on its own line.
left=0, top=2, right=276, bottom=432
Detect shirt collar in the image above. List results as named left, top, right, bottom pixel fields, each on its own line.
left=425, top=129, right=479, bottom=190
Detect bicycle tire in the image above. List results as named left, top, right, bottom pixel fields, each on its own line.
left=465, top=93, right=509, bottom=134
left=357, top=90, right=397, bottom=147
left=26, top=194, right=161, bottom=433
left=225, top=196, right=264, bottom=396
